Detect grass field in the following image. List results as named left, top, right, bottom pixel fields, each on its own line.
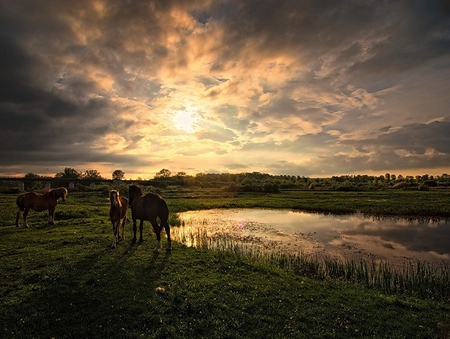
left=165, top=188, right=450, bottom=218
left=1, top=189, right=450, bottom=338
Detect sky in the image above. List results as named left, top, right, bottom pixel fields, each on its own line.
left=1, top=0, right=450, bottom=180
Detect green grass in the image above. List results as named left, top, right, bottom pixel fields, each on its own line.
left=1, top=191, right=450, bottom=338
left=166, top=189, right=450, bottom=219
left=175, top=227, right=450, bottom=301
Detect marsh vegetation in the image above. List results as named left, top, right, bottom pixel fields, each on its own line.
left=171, top=208, right=450, bottom=300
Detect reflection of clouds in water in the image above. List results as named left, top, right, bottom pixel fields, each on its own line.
left=383, top=243, right=395, bottom=250
left=333, top=234, right=450, bottom=263
left=355, top=220, right=378, bottom=230
left=177, top=209, right=450, bottom=263
left=342, top=220, right=450, bottom=255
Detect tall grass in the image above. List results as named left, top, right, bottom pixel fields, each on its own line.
left=171, top=226, right=450, bottom=301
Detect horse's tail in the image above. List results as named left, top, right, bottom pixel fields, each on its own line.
left=16, top=194, right=25, bottom=211
left=159, top=198, right=170, bottom=226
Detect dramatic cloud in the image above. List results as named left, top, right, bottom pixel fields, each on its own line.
left=1, top=0, right=449, bottom=178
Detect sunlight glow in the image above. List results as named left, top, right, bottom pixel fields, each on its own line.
left=173, top=110, right=199, bottom=133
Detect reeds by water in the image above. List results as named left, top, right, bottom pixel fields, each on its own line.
left=171, top=227, right=450, bottom=301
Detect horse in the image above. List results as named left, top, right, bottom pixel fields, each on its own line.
left=109, top=189, right=128, bottom=249
left=15, top=187, right=68, bottom=228
left=128, top=184, right=171, bottom=252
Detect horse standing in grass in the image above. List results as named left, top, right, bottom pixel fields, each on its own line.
left=128, top=184, right=171, bottom=252
left=109, top=190, right=128, bottom=249
left=15, top=187, right=68, bottom=228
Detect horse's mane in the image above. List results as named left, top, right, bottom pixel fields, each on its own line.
left=109, top=189, right=119, bottom=196
left=46, top=187, right=68, bottom=199
left=109, top=189, right=121, bottom=205
left=129, top=184, right=143, bottom=196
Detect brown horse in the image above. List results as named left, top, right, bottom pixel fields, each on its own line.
left=128, top=184, right=171, bottom=252
left=109, top=189, right=128, bottom=249
left=15, top=187, right=68, bottom=227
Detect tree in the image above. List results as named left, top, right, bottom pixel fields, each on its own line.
left=83, top=169, right=103, bottom=180
left=112, top=169, right=125, bottom=180
left=55, top=167, right=81, bottom=179
left=24, top=172, right=44, bottom=191
left=155, top=169, right=171, bottom=179
left=24, top=173, right=41, bottom=178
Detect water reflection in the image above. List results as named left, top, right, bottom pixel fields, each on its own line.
left=173, top=209, right=450, bottom=264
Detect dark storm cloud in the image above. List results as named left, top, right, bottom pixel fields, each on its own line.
left=206, top=0, right=449, bottom=175
left=207, top=0, right=449, bottom=75
left=215, top=0, right=374, bottom=53
left=1, top=96, right=112, bottom=161
left=235, top=119, right=450, bottom=176
left=346, top=120, right=450, bottom=155
left=0, top=0, right=449, bottom=177
left=349, top=1, right=450, bottom=76
left=0, top=0, right=159, bottom=173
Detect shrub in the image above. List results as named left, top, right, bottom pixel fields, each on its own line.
left=392, top=182, right=410, bottom=189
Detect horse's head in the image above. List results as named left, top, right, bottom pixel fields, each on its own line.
left=59, top=187, right=68, bottom=202
left=109, top=190, right=120, bottom=208
left=128, top=184, right=143, bottom=206
left=50, top=187, right=68, bottom=202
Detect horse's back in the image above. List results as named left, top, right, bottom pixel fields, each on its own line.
left=142, top=192, right=162, bottom=203
left=18, top=191, right=59, bottom=212
left=16, top=192, right=38, bottom=210
left=135, top=193, right=168, bottom=221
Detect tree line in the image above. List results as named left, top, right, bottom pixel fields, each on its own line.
left=7, top=167, right=450, bottom=193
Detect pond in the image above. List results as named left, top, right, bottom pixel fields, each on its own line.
left=171, top=209, right=450, bottom=265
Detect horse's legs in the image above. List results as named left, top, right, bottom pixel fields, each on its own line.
left=15, top=210, right=23, bottom=227
left=120, top=216, right=126, bottom=241
left=111, top=221, right=118, bottom=248
left=159, top=220, right=172, bottom=251
left=132, top=218, right=137, bottom=243
left=23, top=208, right=30, bottom=228
left=150, top=218, right=162, bottom=252
left=162, top=220, right=172, bottom=251
left=139, top=220, right=144, bottom=243
left=48, top=207, right=55, bottom=225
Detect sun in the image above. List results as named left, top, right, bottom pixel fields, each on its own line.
left=173, top=110, right=199, bottom=133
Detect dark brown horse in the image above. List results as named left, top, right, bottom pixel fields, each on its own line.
left=128, top=184, right=171, bottom=252
left=15, top=187, right=68, bottom=227
left=109, top=189, right=128, bottom=249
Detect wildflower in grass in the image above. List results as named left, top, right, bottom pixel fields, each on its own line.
left=155, top=286, right=165, bottom=294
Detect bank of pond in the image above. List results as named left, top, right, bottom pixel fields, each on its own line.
left=170, top=208, right=450, bottom=301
